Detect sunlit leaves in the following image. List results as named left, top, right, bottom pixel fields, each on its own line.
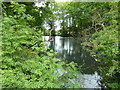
left=2, top=2, right=80, bottom=88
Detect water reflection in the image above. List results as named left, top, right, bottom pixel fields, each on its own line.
left=43, top=36, right=101, bottom=88
left=77, top=72, right=101, bottom=88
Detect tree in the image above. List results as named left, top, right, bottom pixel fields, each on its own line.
left=82, top=2, right=119, bottom=88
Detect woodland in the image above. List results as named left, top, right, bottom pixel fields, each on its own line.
left=1, top=1, right=119, bottom=88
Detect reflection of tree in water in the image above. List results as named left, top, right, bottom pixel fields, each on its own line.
left=46, top=36, right=99, bottom=74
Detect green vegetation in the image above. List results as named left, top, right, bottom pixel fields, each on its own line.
left=1, top=1, right=119, bottom=89
left=81, top=2, right=119, bottom=88
left=82, top=26, right=119, bottom=88
left=1, top=2, right=80, bottom=88
left=51, top=1, right=119, bottom=88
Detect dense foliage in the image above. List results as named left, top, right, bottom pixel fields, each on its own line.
left=1, top=2, right=80, bottom=88
left=82, top=26, right=119, bottom=88
left=46, top=2, right=113, bottom=37
left=54, top=1, right=119, bottom=88
left=81, top=2, right=119, bottom=88
left=1, top=1, right=119, bottom=89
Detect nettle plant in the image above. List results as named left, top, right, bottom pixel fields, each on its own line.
left=2, top=2, right=80, bottom=88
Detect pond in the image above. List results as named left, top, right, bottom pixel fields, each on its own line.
left=43, top=36, right=102, bottom=88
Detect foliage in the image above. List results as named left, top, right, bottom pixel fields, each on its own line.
left=81, top=2, right=119, bottom=88
left=53, top=2, right=112, bottom=37
left=82, top=25, right=119, bottom=88
left=2, top=2, right=81, bottom=88
left=2, top=1, right=119, bottom=88
left=80, top=2, right=119, bottom=88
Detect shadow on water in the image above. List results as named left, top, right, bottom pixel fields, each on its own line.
left=43, top=36, right=102, bottom=88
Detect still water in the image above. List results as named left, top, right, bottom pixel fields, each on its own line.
left=43, top=36, right=101, bottom=88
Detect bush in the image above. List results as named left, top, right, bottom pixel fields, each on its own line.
left=1, top=2, right=80, bottom=88
left=82, top=26, right=120, bottom=88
